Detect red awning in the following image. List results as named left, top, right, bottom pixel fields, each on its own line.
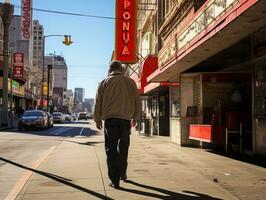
left=130, top=55, right=180, bottom=94
left=130, top=55, right=158, bottom=94
left=139, top=55, right=158, bottom=94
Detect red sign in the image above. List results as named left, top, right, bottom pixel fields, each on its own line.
left=115, top=0, right=136, bottom=63
left=189, top=124, right=212, bottom=143
left=13, top=53, right=24, bottom=78
left=21, top=0, right=32, bottom=40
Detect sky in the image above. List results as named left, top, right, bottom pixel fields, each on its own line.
left=11, top=0, right=115, bottom=98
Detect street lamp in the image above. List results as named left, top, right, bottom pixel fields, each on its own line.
left=0, top=0, right=14, bottom=126
left=40, top=35, right=73, bottom=110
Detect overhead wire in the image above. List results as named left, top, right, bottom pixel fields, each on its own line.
left=13, top=4, right=147, bottom=22
left=13, top=4, right=116, bottom=20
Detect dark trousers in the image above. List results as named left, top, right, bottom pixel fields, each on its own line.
left=104, top=118, right=130, bottom=185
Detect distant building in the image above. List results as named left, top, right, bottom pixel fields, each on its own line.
left=74, top=88, right=85, bottom=103
left=51, top=55, right=68, bottom=112
left=85, top=98, right=94, bottom=113
left=64, top=89, right=74, bottom=113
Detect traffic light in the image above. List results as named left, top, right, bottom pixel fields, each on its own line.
left=63, top=35, right=73, bottom=46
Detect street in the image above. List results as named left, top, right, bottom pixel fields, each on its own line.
left=0, top=120, right=98, bottom=199
left=0, top=120, right=266, bottom=200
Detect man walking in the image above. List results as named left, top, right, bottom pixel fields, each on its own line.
left=94, top=60, right=141, bottom=189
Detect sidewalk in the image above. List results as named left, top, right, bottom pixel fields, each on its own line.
left=8, top=127, right=266, bottom=200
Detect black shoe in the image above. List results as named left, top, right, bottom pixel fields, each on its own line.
left=109, top=182, right=120, bottom=189
left=120, top=174, right=127, bottom=181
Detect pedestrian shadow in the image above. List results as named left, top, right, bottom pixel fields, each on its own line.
left=65, top=140, right=103, bottom=146
left=0, top=157, right=113, bottom=200
left=119, top=180, right=222, bottom=200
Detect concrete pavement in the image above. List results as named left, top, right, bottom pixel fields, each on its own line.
left=2, top=122, right=266, bottom=200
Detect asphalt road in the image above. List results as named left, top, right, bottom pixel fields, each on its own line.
left=0, top=120, right=97, bottom=199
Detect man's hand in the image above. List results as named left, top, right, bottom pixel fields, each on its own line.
left=131, top=119, right=137, bottom=127
left=96, top=121, right=102, bottom=130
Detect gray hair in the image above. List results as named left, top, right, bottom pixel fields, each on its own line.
left=109, top=60, right=123, bottom=74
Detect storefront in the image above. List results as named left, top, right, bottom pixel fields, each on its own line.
left=147, top=0, right=266, bottom=155
left=179, top=73, right=252, bottom=151
left=0, top=77, right=25, bottom=116
left=130, top=55, right=171, bottom=136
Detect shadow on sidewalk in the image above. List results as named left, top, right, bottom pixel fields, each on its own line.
left=207, top=150, right=266, bottom=168
left=0, top=157, right=113, bottom=200
left=12, top=126, right=99, bottom=138
left=119, top=180, right=222, bottom=200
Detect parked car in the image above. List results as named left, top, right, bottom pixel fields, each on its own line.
left=18, top=110, right=48, bottom=131
left=46, top=112, right=54, bottom=128
left=78, top=112, right=87, bottom=120
left=52, top=112, right=64, bottom=123
left=63, top=114, right=72, bottom=122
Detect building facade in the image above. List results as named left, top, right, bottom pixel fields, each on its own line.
left=129, top=0, right=173, bottom=136
left=143, top=0, right=266, bottom=155
left=9, top=15, right=34, bottom=111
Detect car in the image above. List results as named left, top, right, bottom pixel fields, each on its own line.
left=46, top=112, right=54, bottom=128
left=72, top=113, right=77, bottom=120
left=18, top=110, right=48, bottom=131
left=86, top=112, right=93, bottom=119
left=52, top=112, right=64, bottom=123
left=63, top=114, right=72, bottom=122
left=78, top=112, right=87, bottom=120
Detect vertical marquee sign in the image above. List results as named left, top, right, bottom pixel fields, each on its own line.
left=13, top=53, right=24, bottom=79
left=21, top=0, right=32, bottom=40
left=115, top=0, right=136, bottom=63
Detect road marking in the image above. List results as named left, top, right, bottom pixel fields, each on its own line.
left=54, top=127, right=73, bottom=135
left=5, top=146, right=57, bottom=200
left=49, top=127, right=68, bottom=135
left=79, top=127, right=85, bottom=136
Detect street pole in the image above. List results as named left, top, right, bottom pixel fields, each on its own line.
left=10, top=51, right=13, bottom=127
left=40, top=36, right=45, bottom=110
left=0, top=2, right=14, bottom=126
left=40, top=35, right=72, bottom=110
left=47, top=64, right=52, bottom=112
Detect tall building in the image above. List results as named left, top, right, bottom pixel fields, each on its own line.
left=51, top=55, right=68, bottom=112
left=32, top=20, right=44, bottom=69
left=30, top=20, right=44, bottom=106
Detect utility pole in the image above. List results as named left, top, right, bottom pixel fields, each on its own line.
left=47, top=64, right=52, bottom=112
left=0, top=1, right=14, bottom=126
left=40, top=35, right=73, bottom=110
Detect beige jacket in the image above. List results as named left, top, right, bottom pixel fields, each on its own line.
left=93, top=71, right=141, bottom=122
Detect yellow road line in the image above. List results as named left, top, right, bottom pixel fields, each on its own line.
left=5, top=146, right=57, bottom=200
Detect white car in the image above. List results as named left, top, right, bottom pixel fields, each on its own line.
left=52, top=112, right=64, bottom=123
